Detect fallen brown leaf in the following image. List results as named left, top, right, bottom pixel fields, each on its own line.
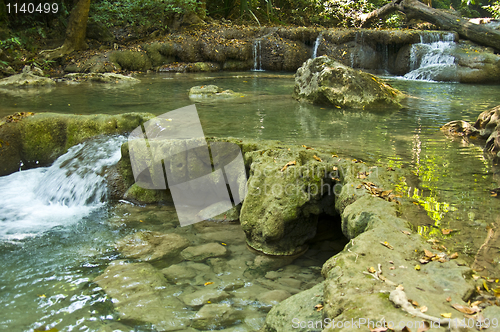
left=314, top=304, right=323, bottom=311
left=446, top=296, right=452, bottom=302
left=281, top=160, right=296, bottom=172
left=380, top=241, right=394, bottom=250
left=424, top=249, right=435, bottom=258
left=451, top=304, right=476, bottom=315
left=449, top=252, right=458, bottom=259
left=420, top=306, right=428, bottom=313
left=313, top=155, right=322, bottom=162
left=441, top=229, right=454, bottom=235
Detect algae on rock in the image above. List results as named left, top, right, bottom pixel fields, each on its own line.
left=293, top=56, right=404, bottom=109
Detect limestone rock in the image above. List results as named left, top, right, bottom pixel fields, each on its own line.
left=181, top=242, right=228, bottom=261
left=240, top=145, right=340, bottom=256
left=94, top=260, right=191, bottom=331
left=161, top=264, right=197, bottom=282
left=115, top=231, right=190, bottom=263
left=62, top=73, right=139, bottom=83
left=441, top=120, right=480, bottom=137
left=0, top=112, right=154, bottom=176
left=191, top=303, right=244, bottom=330
left=257, top=290, right=292, bottom=309
left=0, top=65, right=54, bottom=87
left=263, top=282, right=324, bottom=332
left=293, top=56, right=404, bottom=109
left=188, top=85, right=243, bottom=101
left=182, top=289, right=230, bottom=307
left=123, top=183, right=172, bottom=204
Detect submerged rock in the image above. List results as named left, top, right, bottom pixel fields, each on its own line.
left=94, top=260, right=192, bottom=331
left=62, top=72, right=140, bottom=83
left=293, top=56, right=404, bottom=109
left=181, top=242, right=228, bottom=262
left=191, top=303, right=244, bottom=330
left=188, top=84, right=243, bottom=101
left=115, top=231, right=189, bottom=263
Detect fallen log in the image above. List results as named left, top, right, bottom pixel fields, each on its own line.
left=359, top=0, right=500, bottom=51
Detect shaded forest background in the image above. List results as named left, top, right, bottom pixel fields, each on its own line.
left=0, top=0, right=499, bottom=71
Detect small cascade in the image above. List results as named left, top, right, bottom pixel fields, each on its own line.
left=350, top=31, right=365, bottom=68
left=311, top=32, right=323, bottom=59
left=404, top=32, right=457, bottom=81
left=0, top=135, right=125, bottom=240
left=252, top=39, right=263, bottom=71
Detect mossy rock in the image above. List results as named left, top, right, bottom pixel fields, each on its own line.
left=109, top=50, right=152, bottom=71
left=0, top=112, right=155, bottom=176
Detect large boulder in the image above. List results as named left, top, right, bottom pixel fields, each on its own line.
left=240, top=144, right=341, bottom=256
left=293, top=56, right=404, bottom=109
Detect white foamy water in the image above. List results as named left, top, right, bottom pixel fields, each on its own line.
left=404, top=32, right=457, bottom=81
left=0, top=135, right=125, bottom=240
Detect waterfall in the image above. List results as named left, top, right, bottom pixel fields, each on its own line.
left=252, top=39, right=263, bottom=71
left=312, top=32, right=323, bottom=59
left=404, top=32, right=457, bottom=81
left=350, top=31, right=365, bottom=68
left=0, top=135, right=125, bottom=240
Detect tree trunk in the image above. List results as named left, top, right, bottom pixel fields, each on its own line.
left=360, top=0, right=500, bottom=51
left=63, top=0, right=91, bottom=51
left=40, top=0, right=90, bottom=59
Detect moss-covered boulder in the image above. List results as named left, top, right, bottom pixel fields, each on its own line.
left=293, top=56, right=404, bottom=109
left=109, top=50, right=152, bottom=71
left=0, top=112, right=154, bottom=176
left=240, top=145, right=341, bottom=256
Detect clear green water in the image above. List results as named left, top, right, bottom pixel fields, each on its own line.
left=1, top=72, right=500, bottom=331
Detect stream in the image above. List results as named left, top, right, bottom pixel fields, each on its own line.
left=1, top=54, right=500, bottom=330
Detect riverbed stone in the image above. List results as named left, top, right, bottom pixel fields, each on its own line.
left=115, top=231, right=190, bottom=263
left=182, top=289, right=231, bottom=307
left=263, top=282, right=324, bottom=332
left=94, top=260, right=192, bottom=331
left=257, top=290, right=292, bottom=309
left=161, top=264, right=197, bottom=282
left=181, top=242, right=228, bottom=261
left=191, top=303, right=244, bottom=330
left=293, top=56, right=404, bottom=109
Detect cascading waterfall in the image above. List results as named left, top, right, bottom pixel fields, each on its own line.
left=311, top=32, right=323, bottom=59
left=252, top=39, right=263, bottom=71
left=350, top=31, right=365, bottom=68
left=404, top=32, right=457, bottom=81
left=0, top=135, right=125, bottom=240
